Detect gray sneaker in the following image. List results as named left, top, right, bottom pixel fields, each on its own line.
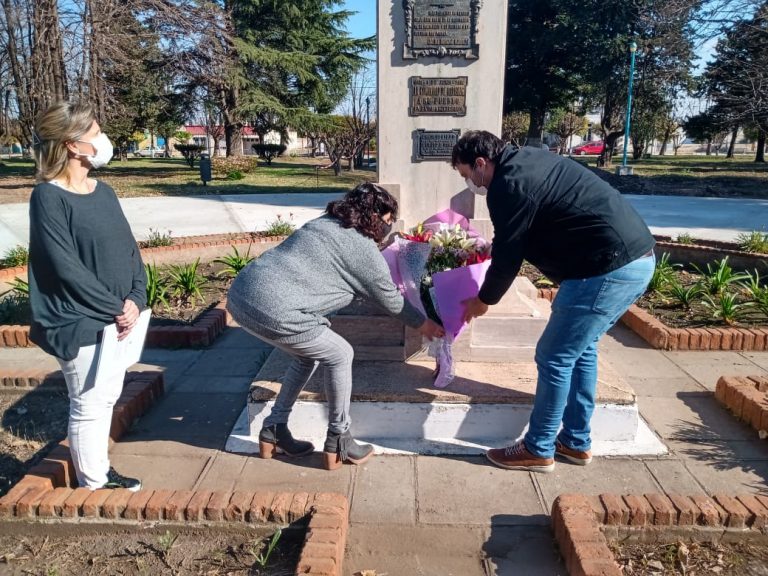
left=102, top=467, right=142, bottom=492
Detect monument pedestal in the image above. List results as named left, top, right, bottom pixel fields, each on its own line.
left=227, top=348, right=666, bottom=457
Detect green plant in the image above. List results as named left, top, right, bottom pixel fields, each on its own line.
left=647, top=252, right=679, bottom=293
left=702, top=291, right=750, bottom=325
left=263, top=214, right=296, bottom=236
left=675, top=233, right=695, bottom=245
left=252, top=143, right=287, bottom=165
left=211, top=155, right=259, bottom=175
left=1, top=244, right=29, bottom=268
left=736, top=230, right=768, bottom=253
left=741, top=270, right=768, bottom=316
left=156, top=530, right=178, bottom=557
left=693, top=257, right=750, bottom=295
left=145, top=263, right=169, bottom=309
left=166, top=259, right=207, bottom=305
left=9, top=277, right=29, bottom=297
left=226, top=169, right=245, bottom=180
left=667, top=280, right=704, bottom=309
left=214, top=245, right=254, bottom=277
left=142, top=228, right=174, bottom=248
left=253, top=528, right=282, bottom=568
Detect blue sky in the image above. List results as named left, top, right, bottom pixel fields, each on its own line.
left=341, top=0, right=376, bottom=40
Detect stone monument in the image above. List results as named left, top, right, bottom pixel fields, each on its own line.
left=228, top=0, right=664, bottom=458
left=377, top=0, right=505, bottom=239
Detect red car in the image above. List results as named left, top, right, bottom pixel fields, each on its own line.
left=570, top=141, right=605, bottom=155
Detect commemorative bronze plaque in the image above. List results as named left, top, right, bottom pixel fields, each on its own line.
left=413, top=129, right=461, bottom=161
left=409, top=76, right=467, bottom=116
left=403, top=0, right=481, bottom=60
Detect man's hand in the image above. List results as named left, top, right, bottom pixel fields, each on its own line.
left=115, top=299, right=140, bottom=341
left=418, top=319, right=445, bottom=341
left=462, top=296, right=489, bottom=324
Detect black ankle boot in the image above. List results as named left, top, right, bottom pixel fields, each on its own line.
left=323, top=430, right=374, bottom=470
left=259, top=423, right=314, bottom=459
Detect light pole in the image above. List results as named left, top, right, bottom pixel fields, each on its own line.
left=618, top=39, right=638, bottom=176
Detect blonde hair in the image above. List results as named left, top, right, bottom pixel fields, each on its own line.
left=33, top=101, right=96, bottom=182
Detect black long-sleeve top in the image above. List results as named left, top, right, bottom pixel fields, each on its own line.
left=478, top=146, right=655, bottom=305
left=28, top=181, right=146, bottom=360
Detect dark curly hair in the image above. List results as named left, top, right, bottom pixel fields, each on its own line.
left=326, top=182, right=398, bottom=243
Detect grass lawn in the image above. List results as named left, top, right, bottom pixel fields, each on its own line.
left=574, top=154, right=768, bottom=198
left=0, top=155, right=373, bottom=204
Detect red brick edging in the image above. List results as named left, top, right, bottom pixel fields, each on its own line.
left=0, top=301, right=230, bottom=350
left=0, top=366, right=347, bottom=576
left=552, top=492, right=768, bottom=576
left=715, top=375, right=768, bottom=435
left=537, top=288, right=768, bottom=351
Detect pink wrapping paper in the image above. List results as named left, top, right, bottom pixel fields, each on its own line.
left=432, top=259, right=491, bottom=339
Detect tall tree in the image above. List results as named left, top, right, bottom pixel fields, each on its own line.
left=704, top=2, right=768, bottom=162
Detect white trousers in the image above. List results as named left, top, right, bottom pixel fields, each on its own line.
left=56, top=344, right=125, bottom=489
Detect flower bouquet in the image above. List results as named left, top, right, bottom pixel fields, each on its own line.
left=383, top=209, right=491, bottom=388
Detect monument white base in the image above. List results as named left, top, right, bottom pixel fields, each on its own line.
left=225, top=400, right=667, bottom=457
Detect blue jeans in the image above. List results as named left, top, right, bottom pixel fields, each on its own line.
left=524, top=253, right=655, bottom=458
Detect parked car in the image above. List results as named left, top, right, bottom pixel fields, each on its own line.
left=133, top=146, right=165, bottom=158
left=570, top=141, right=605, bottom=155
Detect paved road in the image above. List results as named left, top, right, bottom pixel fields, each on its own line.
left=1, top=192, right=767, bottom=253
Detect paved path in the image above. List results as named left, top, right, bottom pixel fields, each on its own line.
left=2, top=192, right=768, bottom=253
left=4, top=324, right=768, bottom=575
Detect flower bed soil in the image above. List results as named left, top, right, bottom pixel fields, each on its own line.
left=0, top=527, right=301, bottom=575
left=612, top=539, right=768, bottom=575
left=552, top=493, right=768, bottom=576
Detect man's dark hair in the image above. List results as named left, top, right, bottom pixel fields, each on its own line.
left=326, top=182, right=398, bottom=242
left=451, top=130, right=506, bottom=167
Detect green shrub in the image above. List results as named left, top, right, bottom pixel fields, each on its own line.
left=141, top=228, right=174, bottom=248
left=702, top=290, right=750, bottom=325
left=0, top=277, right=30, bottom=324
left=262, top=214, right=295, bottom=237
left=252, top=143, right=287, bottom=165
left=214, top=245, right=254, bottom=277
left=174, top=143, right=205, bottom=168
left=145, top=263, right=169, bottom=310
left=693, top=257, right=749, bottom=295
left=212, top=155, right=258, bottom=175
left=736, top=230, right=768, bottom=254
left=667, top=280, right=704, bottom=309
left=675, top=233, right=695, bottom=245
left=647, top=253, right=679, bottom=293
left=167, top=259, right=207, bottom=305
left=226, top=170, right=245, bottom=180
left=1, top=245, right=29, bottom=268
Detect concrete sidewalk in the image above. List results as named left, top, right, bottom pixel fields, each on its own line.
left=2, top=192, right=768, bottom=253
left=6, top=323, right=767, bottom=574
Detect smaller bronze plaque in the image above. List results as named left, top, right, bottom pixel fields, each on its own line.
left=414, top=129, right=460, bottom=162
left=410, top=77, right=468, bottom=117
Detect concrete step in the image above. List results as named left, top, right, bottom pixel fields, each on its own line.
left=226, top=349, right=667, bottom=457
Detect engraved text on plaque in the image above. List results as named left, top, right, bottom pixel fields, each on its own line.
left=409, top=77, right=467, bottom=116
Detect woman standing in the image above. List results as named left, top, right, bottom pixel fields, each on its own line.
left=28, top=101, right=146, bottom=491
left=228, top=183, right=444, bottom=470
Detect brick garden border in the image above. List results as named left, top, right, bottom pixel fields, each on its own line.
left=0, top=366, right=348, bottom=576
left=0, top=302, right=229, bottom=350
left=537, top=288, right=768, bottom=352
left=552, top=492, right=768, bottom=576
left=715, top=375, right=768, bottom=437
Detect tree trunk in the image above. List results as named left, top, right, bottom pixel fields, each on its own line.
left=726, top=126, right=738, bottom=158
left=706, top=140, right=712, bottom=155
left=756, top=130, right=766, bottom=163
left=526, top=104, right=545, bottom=148
left=222, top=85, right=243, bottom=157
left=659, top=125, right=672, bottom=156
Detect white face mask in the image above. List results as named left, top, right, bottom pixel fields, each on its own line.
left=465, top=163, right=488, bottom=196
left=76, top=133, right=113, bottom=169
